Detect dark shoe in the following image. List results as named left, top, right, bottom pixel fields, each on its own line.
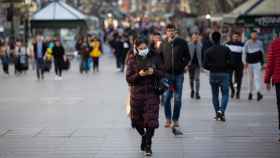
left=145, top=145, right=152, bottom=156
left=220, top=112, right=226, bottom=122
left=257, top=92, right=263, bottom=101
left=214, top=112, right=220, bottom=121
left=231, top=90, right=235, bottom=98
left=248, top=93, right=253, bottom=100
left=195, top=93, right=201, bottom=100
left=236, top=92, right=240, bottom=99
left=190, top=91, right=195, bottom=99
left=140, top=135, right=146, bottom=151
left=172, top=127, right=183, bottom=135
left=217, top=111, right=223, bottom=121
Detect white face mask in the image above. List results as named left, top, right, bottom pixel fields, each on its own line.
left=138, top=48, right=149, bottom=57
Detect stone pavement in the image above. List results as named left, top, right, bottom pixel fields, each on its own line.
left=0, top=54, right=279, bottom=158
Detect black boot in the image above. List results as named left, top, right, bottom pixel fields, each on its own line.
left=231, top=89, right=235, bottom=98
left=248, top=93, right=253, bottom=100
left=190, top=91, right=194, bottom=99
left=145, top=145, right=152, bottom=156
left=196, top=92, right=201, bottom=100
left=257, top=92, right=263, bottom=101
left=220, top=112, right=226, bottom=122
left=214, top=112, right=220, bottom=121
left=140, top=134, right=146, bottom=151
left=236, top=91, right=240, bottom=99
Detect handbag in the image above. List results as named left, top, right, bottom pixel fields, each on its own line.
left=62, top=58, right=70, bottom=70
left=154, top=78, right=169, bottom=95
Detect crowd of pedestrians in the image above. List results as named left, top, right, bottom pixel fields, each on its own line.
left=124, top=24, right=280, bottom=156
left=1, top=23, right=279, bottom=156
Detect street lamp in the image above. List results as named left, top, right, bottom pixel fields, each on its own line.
left=205, top=14, right=211, bottom=28
left=23, top=0, right=32, bottom=47
left=205, top=14, right=211, bottom=20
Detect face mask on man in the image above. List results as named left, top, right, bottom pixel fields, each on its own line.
left=138, top=48, right=149, bottom=57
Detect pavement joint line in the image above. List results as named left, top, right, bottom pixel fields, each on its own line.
left=68, top=129, right=79, bottom=138
left=32, top=128, right=46, bottom=138
left=0, top=129, right=10, bottom=137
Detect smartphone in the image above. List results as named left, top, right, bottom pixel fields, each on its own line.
left=143, top=68, right=149, bottom=71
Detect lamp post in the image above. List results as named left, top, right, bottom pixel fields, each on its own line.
left=205, top=14, right=212, bottom=28
left=23, top=0, right=32, bottom=47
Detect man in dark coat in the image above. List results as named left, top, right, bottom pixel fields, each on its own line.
left=52, top=39, right=65, bottom=80
left=33, top=35, right=47, bottom=80
left=160, top=24, right=190, bottom=131
left=203, top=32, right=232, bottom=122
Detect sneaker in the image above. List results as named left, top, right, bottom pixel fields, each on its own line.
left=190, top=91, right=195, bottom=99
left=195, top=93, right=201, bottom=100
left=217, top=111, right=223, bottom=121
left=248, top=93, right=253, bottom=100
left=164, top=120, right=172, bottom=128
left=172, top=127, right=183, bottom=135
left=214, top=112, right=220, bottom=121
left=172, top=121, right=180, bottom=128
left=220, top=112, right=226, bottom=122
left=257, top=92, right=263, bottom=101
left=140, top=135, right=146, bottom=151
left=54, top=76, right=59, bottom=80
left=145, top=145, right=152, bottom=156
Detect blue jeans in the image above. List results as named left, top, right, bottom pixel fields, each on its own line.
left=36, top=58, right=45, bottom=79
left=163, top=73, right=184, bottom=122
left=209, top=73, right=230, bottom=113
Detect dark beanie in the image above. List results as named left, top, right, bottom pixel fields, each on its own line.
left=211, top=32, right=221, bottom=44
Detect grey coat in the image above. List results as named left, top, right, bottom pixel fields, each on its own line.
left=188, top=42, right=203, bottom=67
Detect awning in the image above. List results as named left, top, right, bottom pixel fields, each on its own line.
left=31, top=0, right=87, bottom=29
left=223, top=0, right=280, bottom=27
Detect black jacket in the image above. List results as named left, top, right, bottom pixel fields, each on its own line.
left=33, top=42, right=47, bottom=60
left=203, top=44, right=232, bottom=73
left=160, top=37, right=190, bottom=75
left=52, top=45, right=65, bottom=61
left=225, top=41, right=244, bottom=66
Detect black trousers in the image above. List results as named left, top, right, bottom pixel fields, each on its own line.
left=54, top=60, right=62, bottom=77
left=92, top=57, right=99, bottom=71
left=135, top=127, right=155, bottom=146
left=276, top=83, right=280, bottom=130
left=230, top=64, right=244, bottom=96
left=189, top=65, right=200, bottom=93
left=2, top=63, right=9, bottom=74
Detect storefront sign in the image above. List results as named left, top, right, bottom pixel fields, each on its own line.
left=255, top=16, right=280, bottom=27
left=238, top=15, right=280, bottom=27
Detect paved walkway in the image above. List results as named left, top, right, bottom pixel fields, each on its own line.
left=0, top=54, right=279, bottom=158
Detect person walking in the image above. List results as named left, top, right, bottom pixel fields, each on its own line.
left=188, top=32, right=203, bottom=99
left=33, top=35, right=47, bottom=80
left=126, top=36, right=163, bottom=156
left=160, top=24, right=190, bottom=130
left=225, top=32, right=244, bottom=99
left=203, top=32, right=232, bottom=122
left=52, top=39, right=65, bottom=80
left=14, top=39, right=28, bottom=75
left=120, top=34, right=131, bottom=72
left=79, top=37, right=91, bottom=74
left=110, top=33, right=124, bottom=71
left=0, top=41, right=10, bottom=75
left=90, top=37, right=102, bottom=72
left=243, top=30, right=264, bottom=101
left=264, top=37, right=280, bottom=142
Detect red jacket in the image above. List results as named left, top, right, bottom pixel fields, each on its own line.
left=264, top=38, right=280, bottom=84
